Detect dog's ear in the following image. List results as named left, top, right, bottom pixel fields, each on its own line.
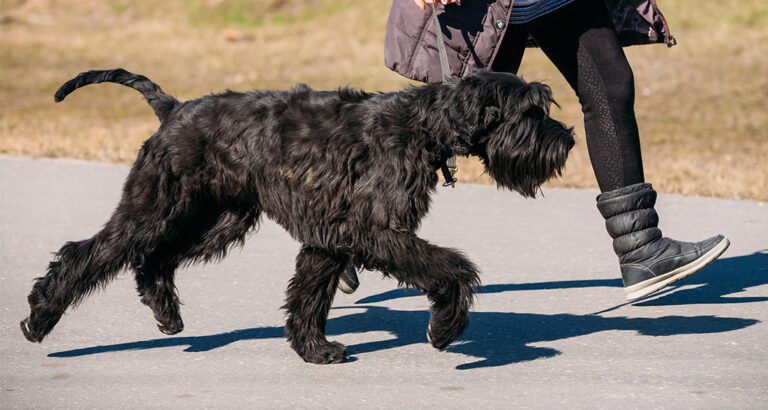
left=519, top=82, right=554, bottom=115
left=483, top=106, right=501, bottom=127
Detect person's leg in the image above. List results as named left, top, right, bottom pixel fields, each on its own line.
left=490, top=29, right=528, bottom=74
left=530, top=1, right=643, bottom=192
left=529, top=2, right=728, bottom=300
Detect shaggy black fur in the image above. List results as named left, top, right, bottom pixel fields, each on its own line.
left=21, top=68, right=574, bottom=364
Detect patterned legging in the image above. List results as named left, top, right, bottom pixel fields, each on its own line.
left=492, top=0, right=645, bottom=192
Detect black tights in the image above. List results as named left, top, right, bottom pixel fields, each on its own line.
left=492, top=1, right=645, bottom=192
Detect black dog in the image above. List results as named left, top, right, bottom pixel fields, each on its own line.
left=20, top=68, right=574, bottom=364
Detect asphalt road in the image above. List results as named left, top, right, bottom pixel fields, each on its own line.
left=1, top=156, right=767, bottom=409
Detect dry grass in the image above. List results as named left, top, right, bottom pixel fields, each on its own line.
left=1, top=0, right=766, bottom=200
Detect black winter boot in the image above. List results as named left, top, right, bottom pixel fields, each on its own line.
left=337, top=264, right=360, bottom=294
left=596, top=183, right=729, bottom=301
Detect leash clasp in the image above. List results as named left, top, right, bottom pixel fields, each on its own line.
left=441, top=157, right=458, bottom=188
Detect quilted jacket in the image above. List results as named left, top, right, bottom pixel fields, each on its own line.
left=384, top=0, right=676, bottom=83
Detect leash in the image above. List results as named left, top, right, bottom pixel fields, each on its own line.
left=431, top=2, right=458, bottom=188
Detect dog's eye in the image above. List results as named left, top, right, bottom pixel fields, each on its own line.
left=525, top=106, right=546, bottom=120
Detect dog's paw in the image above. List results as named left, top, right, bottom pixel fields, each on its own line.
left=20, top=317, right=44, bottom=343
left=300, top=340, right=347, bottom=364
left=152, top=312, right=184, bottom=335
left=427, top=315, right=467, bottom=350
left=156, top=319, right=184, bottom=335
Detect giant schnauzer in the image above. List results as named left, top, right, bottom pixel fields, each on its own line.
left=20, top=68, right=574, bottom=364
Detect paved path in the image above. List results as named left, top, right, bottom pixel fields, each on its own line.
left=1, top=156, right=767, bottom=408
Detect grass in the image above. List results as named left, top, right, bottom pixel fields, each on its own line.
left=1, top=0, right=766, bottom=200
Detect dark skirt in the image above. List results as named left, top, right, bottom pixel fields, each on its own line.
left=506, top=0, right=599, bottom=33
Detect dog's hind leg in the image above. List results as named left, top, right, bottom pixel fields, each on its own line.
left=135, top=259, right=184, bottom=335
left=132, top=206, right=260, bottom=336
left=362, top=232, right=480, bottom=350
left=21, top=221, right=130, bottom=343
left=283, top=246, right=349, bottom=364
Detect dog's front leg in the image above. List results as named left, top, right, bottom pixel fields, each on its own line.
left=364, top=232, right=480, bottom=350
left=283, top=246, right=349, bottom=364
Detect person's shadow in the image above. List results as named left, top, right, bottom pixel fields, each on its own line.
left=48, top=251, right=764, bottom=370
left=355, top=250, right=768, bottom=307
left=633, top=250, right=768, bottom=306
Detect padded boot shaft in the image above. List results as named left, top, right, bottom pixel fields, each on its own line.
left=596, top=183, right=727, bottom=288
left=596, top=183, right=661, bottom=259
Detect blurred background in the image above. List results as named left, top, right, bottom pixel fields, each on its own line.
left=1, top=0, right=766, bottom=200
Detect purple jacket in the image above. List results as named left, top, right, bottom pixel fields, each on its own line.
left=384, top=0, right=675, bottom=83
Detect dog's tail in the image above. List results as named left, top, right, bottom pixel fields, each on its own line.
left=54, top=69, right=180, bottom=123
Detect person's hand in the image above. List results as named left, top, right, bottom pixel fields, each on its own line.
left=413, top=0, right=461, bottom=10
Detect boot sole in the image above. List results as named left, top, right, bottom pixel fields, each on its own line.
left=337, top=282, right=357, bottom=294
left=625, top=236, right=730, bottom=301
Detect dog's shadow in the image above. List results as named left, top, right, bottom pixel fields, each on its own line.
left=49, top=250, right=765, bottom=370
left=47, top=306, right=759, bottom=370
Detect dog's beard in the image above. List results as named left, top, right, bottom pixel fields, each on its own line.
left=483, top=116, right=575, bottom=197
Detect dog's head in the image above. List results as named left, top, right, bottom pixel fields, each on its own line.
left=441, top=70, right=575, bottom=197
